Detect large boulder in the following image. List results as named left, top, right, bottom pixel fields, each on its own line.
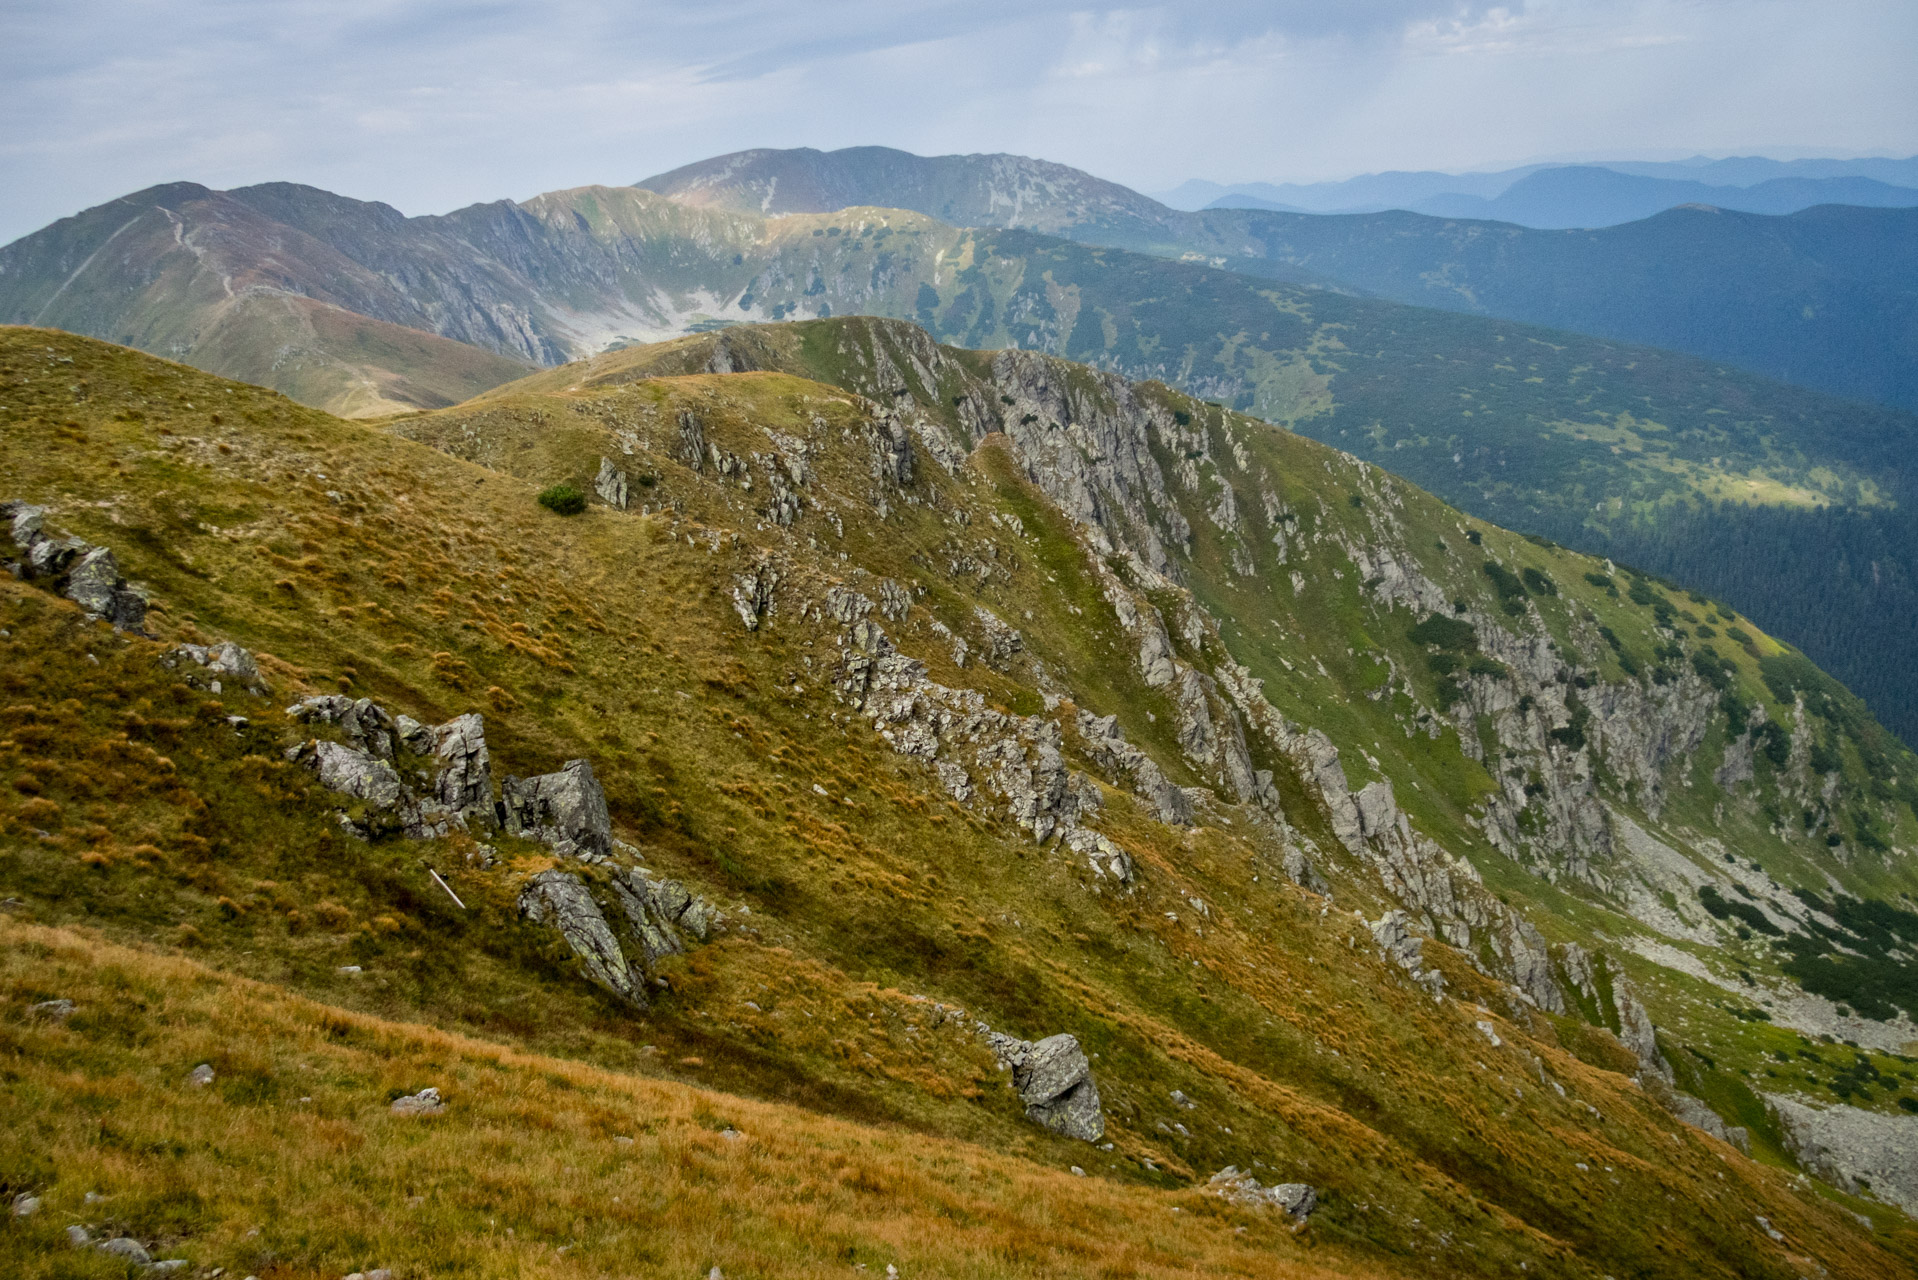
left=502, top=759, right=612, bottom=858
left=609, top=866, right=720, bottom=965
left=305, top=741, right=405, bottom=810
left=986, top=1031, right=1105, bottom=1142
left=165, top=640, right=266, bottom=694
left=427, top=713, right=495, bottom=828
left=595, top=457, right=629, bottom=509
left=518, top=869, right=642, bottom=1004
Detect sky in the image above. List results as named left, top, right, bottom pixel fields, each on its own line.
left=2, top=0, right=1915, bottom=243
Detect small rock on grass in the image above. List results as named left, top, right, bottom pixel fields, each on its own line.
left=29, top=998, right=74, bottom=1019
left=390, top=1087, right=445, bottom=1116
left=95, top=1237, right=153, bottom=1265
left=188, top=1063, right=215, bottom=1087
left=11, top=1194, right=38, bottom=1216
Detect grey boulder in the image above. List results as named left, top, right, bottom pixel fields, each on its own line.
left=428, top=713, right=495, bottom=828
left=1207, top=1167, right=1317, bottom=1221
left=595, top=457, right=629, bottom=509
left=306, top=741, right=406, bottom=811
left=609, top=866, right=720, bottom=965
left=502, top=759, right=611, bottom=858
left=987, top=1031, right=1104, bottom=1142
left=288, top=696, right=397, bottom=760
left=166, top=640, right=264, bottom=693
left=518, top=869, right=642, bottom=1003
left=390, top=1087, right=446, bottom=1116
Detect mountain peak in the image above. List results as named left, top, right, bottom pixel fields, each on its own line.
left=636, top=144, right=1174, bottom=234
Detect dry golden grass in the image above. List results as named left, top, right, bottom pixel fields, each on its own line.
left=1, top=917, right=1381, bottom=1280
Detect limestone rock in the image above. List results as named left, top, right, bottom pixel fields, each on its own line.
left=1206, top=1167, right=1317, bottom=1221
left=518, top=869, right=641, bottom=1003
left=731, top=558, right=780, bottom=630
left=187, top=1062, right=214, bottom=1087
left=427, top=713, right=495, bottom=828
left=609, top=866, right=721, bottom=965
left=973, top=606, right=1023, bottom=667
left=1075, top=711, right=1192, bottom=825
left=390, top=1086, right=445, bottom=1116
left=986, top=1031, right=1104, bottom=1142
left=301, top=740, right=406, bottom=811
left=502, top=759, right=611, bottom=858
left=288, top=695, right=398, bottom=760
left=30, top=998, right=74, bottom=1019
left=0, top=501, right=147, bottom=631
left=1612, top=976, right=1671, bottom=1083
left=94, top=1236, right=153, bottom=1265
left=595, top=457, right=629, bottom=509
left=1769, top=1094, right=1918, bottom=1214
left=166, top=640, right=265, bottom=693
left=1064, top=827, right=1136, bottom=884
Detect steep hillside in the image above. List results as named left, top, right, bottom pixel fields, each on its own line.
left=3, top=323, right=1915, bottom=1278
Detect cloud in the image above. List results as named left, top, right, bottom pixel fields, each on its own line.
left=1, top=0, right=1912, bottom=244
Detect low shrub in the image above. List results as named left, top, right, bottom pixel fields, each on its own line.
left=537, top=483, right=586, bottom=516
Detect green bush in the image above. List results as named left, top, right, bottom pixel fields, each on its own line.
left=1409, top=615, right=1478, bottom=651
left=1521, top=566, right=1557, bottom=596
left=537, top=483, right=586, bottom=516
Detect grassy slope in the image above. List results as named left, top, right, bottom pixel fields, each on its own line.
left=1, top=325, right=1914, bottom=1277
left=0, top=918, right=1365, bottom=1280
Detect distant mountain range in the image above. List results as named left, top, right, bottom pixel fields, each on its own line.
left=1206, top=166, right=1918, bottom=230
left=1161, top=153, right=1918, bottom=222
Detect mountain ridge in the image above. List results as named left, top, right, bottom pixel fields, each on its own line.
left=9, top=177, right=1918, bottom=753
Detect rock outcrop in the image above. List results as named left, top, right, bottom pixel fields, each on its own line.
left=502, top=759, right=613, bottom=859
left=519, top=868, right=643, bottom=1002
left=517, top=860, right=725, bottom=1007
left=1, top=500, right=148, bottom=631
left=595, top=456, right=629, bottom=509
left=161, top=640, right=267, bottom=695
left=1769, top=1094, right=1918, bottom=1214
left=1205, top=1167, right=1317, bottom=1221
left=984, top=1031, right=1105, bottom=1142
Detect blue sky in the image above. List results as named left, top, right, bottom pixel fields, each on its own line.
left=2, top=0, right=1914, bottom=242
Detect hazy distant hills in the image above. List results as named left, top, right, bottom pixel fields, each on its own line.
left=1208, top=166, right=1918, bottom=229
left=1168, top=153, right=1918, bottom=220
left=1409, top=167, right=1918, bottom=227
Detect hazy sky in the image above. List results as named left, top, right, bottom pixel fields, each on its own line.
left=3, top=0, right=1914, bottom=243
